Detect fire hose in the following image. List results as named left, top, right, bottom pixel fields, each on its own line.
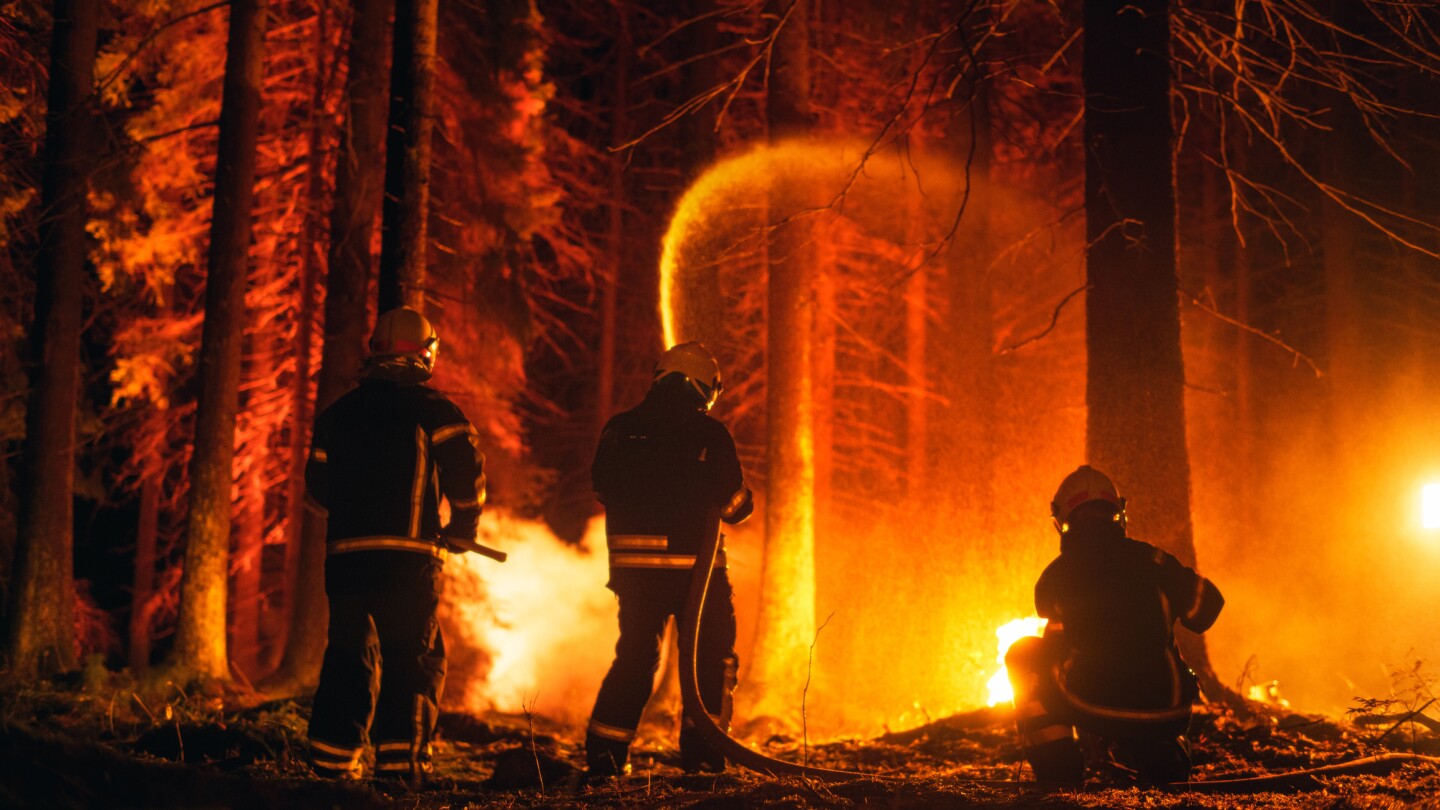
left=673, top=528, right=1440, bottom=790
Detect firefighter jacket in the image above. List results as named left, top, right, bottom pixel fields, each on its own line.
left=306, top=373, right=486, bottom=559
left=593, top=383, right=753, bottom=572
left=1033, top=526, right=1224, bottom=718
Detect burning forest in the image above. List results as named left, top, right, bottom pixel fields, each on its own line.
left=3, top=0, right=1440, bottom=807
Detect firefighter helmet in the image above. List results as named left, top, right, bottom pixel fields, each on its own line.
left=654, top=341, right=723, bottom=411
left=369, top=307, right=439, bottom=375
left=1050, top=464, right=1126, bottom=535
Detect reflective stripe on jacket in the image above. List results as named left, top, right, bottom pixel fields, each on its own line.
left=307, top=376, right=486, bottom=555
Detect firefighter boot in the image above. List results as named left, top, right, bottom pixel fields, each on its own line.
left=584, top=732, right=632, bottom=784
left=1129, top=735, right=1191, bottom=785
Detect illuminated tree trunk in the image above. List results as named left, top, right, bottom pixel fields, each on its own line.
left=377, top=0, right=438, bottom=312
left=168, top=0, right=268, bottom=684
left=679, top=0, right=724, bottom=346
left=904, top=197, right=928, bottom=496
left=936, top=56, right=995, bottom=531
left=232, top=462, right=264, bottom=678
left=1319, top=21, right=1370, bottom=542
left=128, top=476, right=160, bottom=670
left=4, top=0, right=98, bottom=679
left=272, top=0, right=391, bottom=690
left=1082, top=0, right=1221, bottom=687
left=266, top=0, right=332, bottom=678
left=750, top=0, right=816, bottom=721
left=936, top=227, right=997, bottom=546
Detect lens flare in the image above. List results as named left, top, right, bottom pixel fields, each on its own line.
left=1423, top=483, right=1440, bottom=529
left=985, top=616, right=1048, bottom=706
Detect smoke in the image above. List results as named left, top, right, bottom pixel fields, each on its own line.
left=440, top=512, right=617, bottom=727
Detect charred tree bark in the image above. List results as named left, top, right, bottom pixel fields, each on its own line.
left=4, top=0, right=98, bottom=679
left=377, top=0, right=438, bottom=312
left=167, top=0, right=268, bottom=684
left=271, top=0, right=391, bottom=691
left=750, top=0, right=817, bottom=722
left=1082, top=0, right=1222, bottom=690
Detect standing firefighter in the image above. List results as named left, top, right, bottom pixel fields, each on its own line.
left=585, top=342, right=754, bottom=780
left=1006, top=465, right=1224, bottom=784
left=304, top=307, right=486, bottom=783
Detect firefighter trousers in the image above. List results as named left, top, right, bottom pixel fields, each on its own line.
left=308, top=550, right=447, bottom=780
left=1005, top=636, right=1192, bottom=784
left=586, top=569, right=738, bottom=775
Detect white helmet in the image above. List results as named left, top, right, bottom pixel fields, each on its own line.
left=369, top=307, right=439, bottom=375
left=1050, top=465, right=1126, bottom=535
left=654, top=341, right=722, bottom=411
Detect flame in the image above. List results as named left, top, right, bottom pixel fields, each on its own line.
left=985, top=616, right=1048, bottom=707
left=441, top=512, right=617, bottom=726
left=1247, top=680, right=1292, bottom=709
left=1423, top=484, right=1440, bottom=529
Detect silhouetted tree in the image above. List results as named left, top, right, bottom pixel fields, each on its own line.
left=378, top=0, right=438, bottom=311
left=4, top=0, right=99, bottom=679
left=1082, top=0, right=1222, bottom=690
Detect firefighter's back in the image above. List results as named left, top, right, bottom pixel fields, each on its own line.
left=314, top=378, right=447, bottom=542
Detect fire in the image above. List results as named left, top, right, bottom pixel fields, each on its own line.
left=441, top=512, right=617, bottom=726
left=1423, top=483, right=1440, bottom=529
left=985, top=616, right=1048, bottom=707
left=1247, top=680, right=1292, bottom=709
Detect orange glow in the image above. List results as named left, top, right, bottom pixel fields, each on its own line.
left=1423, top=484, right=1440, bottom=529
left=986, top=616, right=1048, bottom=706
left=441, top=513, right=616, bottom=725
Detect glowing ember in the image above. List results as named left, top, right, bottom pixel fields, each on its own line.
left=985, top=616, right=1048, bottom=707
left=1423, top=484, right=1440, bottom=529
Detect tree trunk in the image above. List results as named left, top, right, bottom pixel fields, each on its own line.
left=935, top=52, right=996, bottom=535
left=750, top=0, right=817, bottom=722
left=268, top=0, right=332, bottom=678
left=1082, top=0, right=1221, bottom=688
left=597, top=8, right=629, bottom=435
left=232, top=464, right=264, bottom=678
left=4, top=0, right=99, bottom=679
left=377, top=0, right=438, bottom=312
left=128, top=475, right=160, bottom=670
left=271, top=0, right=391, bottom=691
left=167, top=0, right=268, bottom=684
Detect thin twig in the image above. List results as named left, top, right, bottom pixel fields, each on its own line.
left=523, top=693, right=545, bottom=795
left=998, top=284, right=1089, bottom=355
left=1180, top=288, right=1323, bottom=378
left=801, top=611, right=835, bottom=774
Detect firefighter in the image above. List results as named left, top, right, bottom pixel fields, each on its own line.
left=1005, top=465, right=1224, bottom=785
left=304, top=307, right=486, bottom=784
left=584, top=342, right=754, bottom=781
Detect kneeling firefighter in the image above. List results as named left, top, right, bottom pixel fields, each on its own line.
left=305, top=307, right=487, bottom=783
left=1006, top=465, right=1224, bottom=784
left=585, top=342, right=754, bottom=780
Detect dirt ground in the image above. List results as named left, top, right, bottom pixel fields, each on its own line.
left=2, top=673, right=1439, bottom=809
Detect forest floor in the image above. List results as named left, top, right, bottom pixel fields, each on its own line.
left=2, top=665, right=1439, bottom=809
